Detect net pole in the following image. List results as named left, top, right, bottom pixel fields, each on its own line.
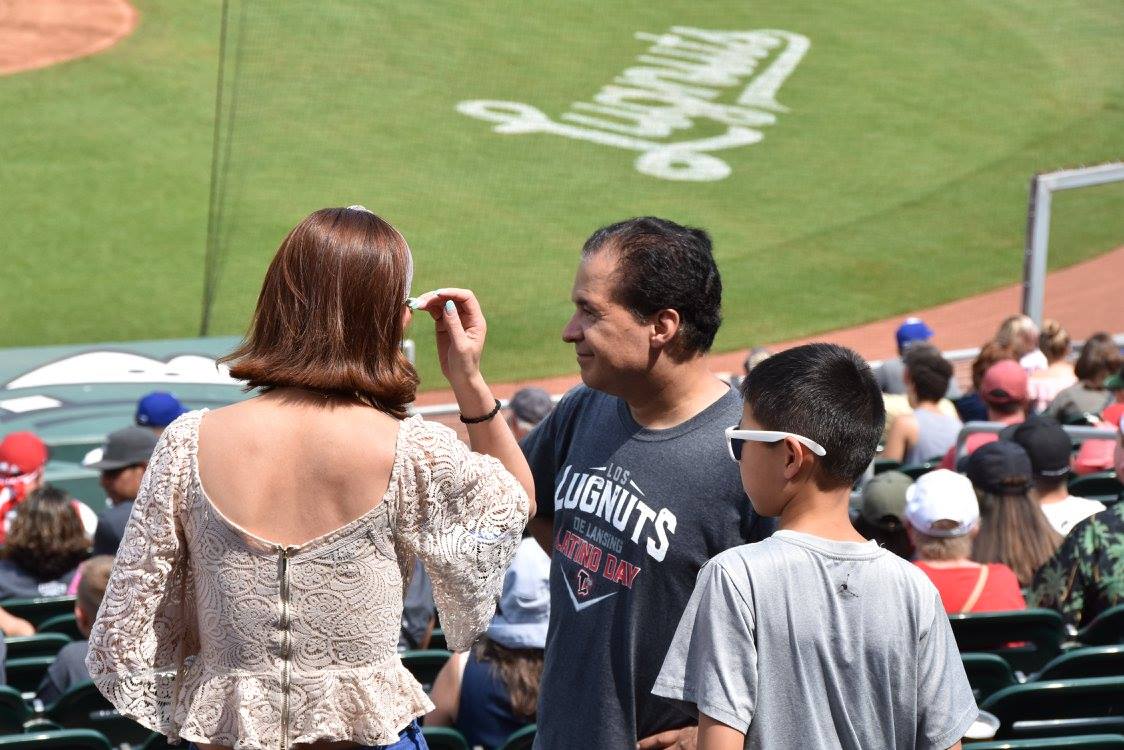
left=199, top=0, right=232, bottom=337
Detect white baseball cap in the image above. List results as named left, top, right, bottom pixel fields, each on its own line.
left=904, top=469, right=979, bottom=538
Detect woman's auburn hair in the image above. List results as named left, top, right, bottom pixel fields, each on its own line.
left=2, top=486, right=89, bottom=581
left=475, top=637, right=544, bottom=720
left=220, top=208, right=419, bottom=418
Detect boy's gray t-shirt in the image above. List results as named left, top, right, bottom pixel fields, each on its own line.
left=653, top=530, right=978, bottom=750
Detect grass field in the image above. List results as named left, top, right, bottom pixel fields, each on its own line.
left=3, top=1, right=1122, bottom=388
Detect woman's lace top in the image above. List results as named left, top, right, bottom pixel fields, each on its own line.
left=86, top=410, right=529, bottom=750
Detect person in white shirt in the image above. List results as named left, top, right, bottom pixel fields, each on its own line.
left=1006, top=417, right=1104, bottom=535
left=995, top=314, right=1047, bottom=375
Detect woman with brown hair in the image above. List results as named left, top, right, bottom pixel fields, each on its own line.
left=87, top=206, right=535, bottom=750
left=0, top=486, right=89, bottom=599
left=426, top=539, right=549, bottom=749
left=968, top=441, right=1063, bottom=586
left=1028, top=319, right=1077, bottom=413
left=1044, top=331, right=1121, bottom=425
left=954, top=340, right=1017, bottom=423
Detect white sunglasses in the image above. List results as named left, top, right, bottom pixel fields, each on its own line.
left=725, top=426, right=827, bottom=462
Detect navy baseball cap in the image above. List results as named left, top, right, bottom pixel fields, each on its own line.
left=135, top=391, right=187, bottom=428
left=896, top=318, right=934, bottom=350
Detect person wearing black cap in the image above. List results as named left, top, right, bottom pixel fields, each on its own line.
left=1006, top=417, right=1104, bottom=535
left=84, top=426, right=158, bottom=556
left=967, top=441, right=1062, bottom=586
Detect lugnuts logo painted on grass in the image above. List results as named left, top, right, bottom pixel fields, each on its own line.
left=457, top=27, right=809, bottom=182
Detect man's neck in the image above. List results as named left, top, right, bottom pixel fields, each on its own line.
left=623, top=357, right=729, bottom=430
left=777, top=488, right=866, bottom=542
left=1033, top=483, right=1070, bottom=505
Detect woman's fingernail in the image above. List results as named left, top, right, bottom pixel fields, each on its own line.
left=444, top=300, right=455, bottom=315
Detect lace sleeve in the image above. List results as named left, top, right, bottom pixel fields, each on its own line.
left=85, top=414, right=198, bottom=736
left=395, top=418, right=530, bottom=652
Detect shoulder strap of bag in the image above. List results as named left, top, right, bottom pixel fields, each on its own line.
left=960, top=565, right=990, bottom=613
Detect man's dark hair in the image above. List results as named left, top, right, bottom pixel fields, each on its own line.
left=903, top=343, right=953, bottom=403
left=740, top=343, right=885, bottom=486
left=582, top=217, right=721, bottom=358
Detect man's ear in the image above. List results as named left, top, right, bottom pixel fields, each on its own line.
left=650, top=309, right=680, bottom=350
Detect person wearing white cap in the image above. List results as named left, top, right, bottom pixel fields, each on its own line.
left=426, top=538, right=550, bottom=749
left=905, top=470, right=1025, bottom=614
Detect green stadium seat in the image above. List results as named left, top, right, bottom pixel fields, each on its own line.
left=497, top=724, right=536, bottom=750
left=401, top=649, right=452, bottom=689
left=428, top=627, right=447, bottom=651
left=44, top=681, right=151, bottom=747
left=0, top=729, right=112, bottom=750
left=949, top=609, right=1065, bottom=673
left=899, top=463, right=936, bottom=480
left=1068, top=472, right=1123, bottom=505
left=963, top=652, right=1018, bottom=700
left=1035, top=646, right=1124, bottom=682
left=1078, top=605, right=1124, bottom=646
left=0, top=598, right=77, bottom=628
left=979, top=677, right=1124, bottom=739
left=44, top=438, right=107, bottom=466
left=421, top=727, right=469, bottom=750
left=0, top=686, right=29, bottom=735
left=967, top=735, right=1124, bottom=749
left=4, top=634, right=70, bottom=660
left=36, top=614, right=81, bottom=641
left=5, top=656, right=55, bottom=694
left=873, top=459, right=901, bottom=475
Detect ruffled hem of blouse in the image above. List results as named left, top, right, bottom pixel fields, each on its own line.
left=96, top=659, right=435, bottom=749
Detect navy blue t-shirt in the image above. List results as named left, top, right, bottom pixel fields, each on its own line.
left=522, top=385, right=774, bottom=749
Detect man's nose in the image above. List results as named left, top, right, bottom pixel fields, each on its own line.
left=562, top=315, right=582, bottom=343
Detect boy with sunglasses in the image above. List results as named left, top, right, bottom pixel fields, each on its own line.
left=653, top=343, right=977, bottom=749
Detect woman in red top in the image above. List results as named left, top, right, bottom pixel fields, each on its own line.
left=904, top=469, right=1026, bottom=613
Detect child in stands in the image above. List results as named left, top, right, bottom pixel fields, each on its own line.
left=653, top=343, right=976, bottom=750
left=906, top=470, right=1025, bottom=614
left=37, top=555, right=114, bottom=704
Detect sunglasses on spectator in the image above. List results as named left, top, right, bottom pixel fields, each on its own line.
left=725, top=426, right=827, bottom=462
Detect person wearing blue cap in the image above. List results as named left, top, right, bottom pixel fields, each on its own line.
left=876, top=317, right=962, bottom=400
left=135, top=391, right=188, bottom=435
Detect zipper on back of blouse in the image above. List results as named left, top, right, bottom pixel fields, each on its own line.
left=277, top=545, right=296, bottom=750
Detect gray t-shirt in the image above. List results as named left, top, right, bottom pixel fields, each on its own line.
left=522, top=385, right=774, bottom=749
left=908, top=409, right=963, bottom=465
left=653, top=531, right=978, bottom=750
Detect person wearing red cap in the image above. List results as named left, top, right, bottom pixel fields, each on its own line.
left=939, top=360, right=1028, bottom=470
left=0, top=432, right=49, bottom=543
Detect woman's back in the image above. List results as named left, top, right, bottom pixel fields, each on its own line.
left=196, top=391, right=399, bottom=546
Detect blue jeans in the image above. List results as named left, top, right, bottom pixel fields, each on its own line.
left=187, top=720, right=428, bottom=750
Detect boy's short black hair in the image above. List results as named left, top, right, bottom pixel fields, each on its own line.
left=902, top=343, right=953, bottom=403
left=740, top=343, right=885, bottom=486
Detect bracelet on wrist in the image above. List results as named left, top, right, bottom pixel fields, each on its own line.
left=459, top=398, right=502, bottom=424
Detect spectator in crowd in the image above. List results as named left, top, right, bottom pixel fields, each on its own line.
left=882, top=343, right=962, bottom=465
left=0, top=486, right=89, bottom=599
left=876, top=318, right=960, bottom=401
left=135, top=391, right=188, bottom=435
left=1044, top=332, right=1121, bottom=425
left=522, top=217, right=774, bottom=749
left=653, top=344, right=976, bottom=749
left=1102, top=367, right=1124, bottom=427
left=36, top=555, right=113, bottom=705
left=0, top=431, right=97, bottom=542
left=507, top=387, right=554, bottom=441
left=427, top=538, right=549, bottom=748
left=85, top=426, right=158, bottom=556
left=995, top=314, right=1047, bottom=374
left=743, top=347, right=771, bottom=376
left=940, top=360, right=1028, bottom=470
left=87, top=206, right=532, bottom=749
left=968, top=441, right=1063, bottom=586
left=1006, top=417, right=1104, bottom=535
left=954, top=340, right=1017, bottom=423
left=1031, top=424, right=1124, bottom=627
left=905, top=470, right=1026, bottom=614
left=853, top=470, right=914, bottom=560
left=1028, top=320, right=1077, bottom=413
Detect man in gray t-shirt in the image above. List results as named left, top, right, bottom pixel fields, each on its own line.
left=654, top=532, right=977, bottom=749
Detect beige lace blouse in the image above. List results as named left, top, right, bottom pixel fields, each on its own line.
left=86, top=410, right=529, bottom=750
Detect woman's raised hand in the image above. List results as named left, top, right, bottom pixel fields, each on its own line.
left=413, top=288, right=487, bottom=390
